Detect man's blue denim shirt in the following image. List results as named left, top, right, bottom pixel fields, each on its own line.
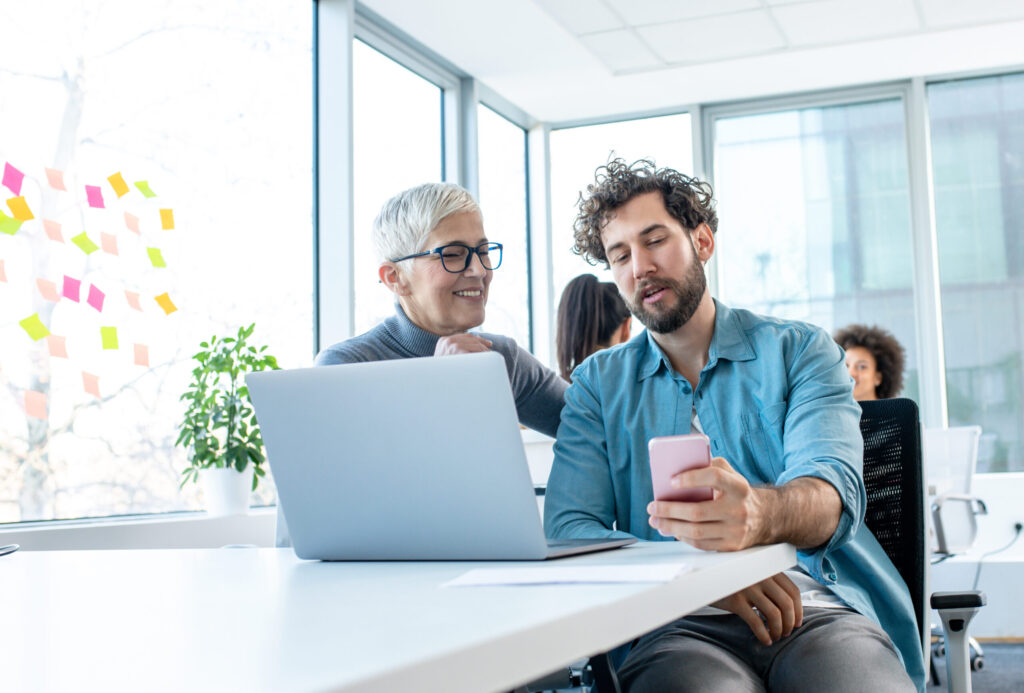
left=544, top=300, right=925, bottom=691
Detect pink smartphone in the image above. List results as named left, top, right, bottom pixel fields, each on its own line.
left=648, top=434, right=714, bottom=502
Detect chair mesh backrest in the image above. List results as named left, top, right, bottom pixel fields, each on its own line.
left=859, top=398, right=926, bottom=641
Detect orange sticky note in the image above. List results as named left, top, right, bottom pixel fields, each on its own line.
left=100, top=232, right=119, bottom=255
left=125, top=290, right=143, bottom=311
left=47, top=335, right=68, bottom=358
left=124, top=212, right=140, bottom=234
left=7, top=196, right=34, bottom=221
left=43, top=219, right=63, bottom=242
left=107, top=172, right=130, bottom=198
left=155, top=292, right=177, bottom=315
left=82, top=372, right=100, bottom=398
left=36, top=278, right=60, bottom=302
left=159, top=208, right=174, bottom=230
left=134, top=343, right=150, bottom=367
left=45, top=168, right=67, bottom=191
left=25, top=390, right=47, bottom=420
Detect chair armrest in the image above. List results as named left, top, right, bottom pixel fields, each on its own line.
left=931, top=494, right=988, bottom=517
left=931, top=591, right=986, bottom=610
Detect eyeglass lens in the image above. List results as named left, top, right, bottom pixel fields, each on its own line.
left=439, top=243, right=502, bottom=272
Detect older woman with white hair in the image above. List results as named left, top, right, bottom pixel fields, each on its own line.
left=315, top=182, right=567, bottom=437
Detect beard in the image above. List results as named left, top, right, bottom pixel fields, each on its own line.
left=625, top=252, right=707, bottom=334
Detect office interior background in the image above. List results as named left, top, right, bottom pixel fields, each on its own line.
left=1, top=0, right=1023, bottom=638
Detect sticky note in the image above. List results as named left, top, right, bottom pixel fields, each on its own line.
left=0, top=210, right=22, bottom=235
left=19, top=313, right=50, bottom=341
left=134, top=343, right=149, bottom=367
left=45, top=168, right=67, bottom=191
left=3, top=162, right=24, bottom=195
left=85, top=185, right=105, bottom=209
left=101, top=326, right=118, bottom=350
left=36, top=278, right=60, bottom=302
left=82, top=372, right=100, bottom=398
left=87, top=284, right=105, bottom=312
left=135, top=180, right=156, bottom=198
left=107, top=172, right=130, bottom=198
left=25, top=390, right=47, bottom=420
left=0, top=259, right=6, bottom=282
left=7, top=196, right=34, bottom=221
left=71, top=232, right=99, bottom=255
left=43, top=219, right=63, bottom=242
left=159, top=208, right=174, bottom=230
left=147, top=247, right=166, bottom=268
left=63, top=275, right=81, bottom=301
left=124, top=212, right=140, bottom=234
left=101, top=232, right=119, bottom=255
left=155, top=292, right=177, bottom=315
left=47, top=335, right=68, bottom=358
left=124, top=290, right=142, bottom=311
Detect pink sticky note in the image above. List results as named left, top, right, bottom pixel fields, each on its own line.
left=85, top=185, right=105, bottom=209
left=87, top=284, right=105, bottom=312
left=48, top=335, right=68, bottom=358
left=63, top=275, right=81, bottom=302
left=45, top=168, right=67, bottom=191
left=124, top=290, right=142, bottom=311
left=36, top=278, right=60, bottom=302
left=82, top=372, right=100, bottom=398
left=25, top=390, right=47, bottom=420
left=43, top=219, right=64, bottom=242
left=3, top=162, right=24, bottom=195
left=134, top=343, right=150, bottom=367
left=0, top=259, right=6, bottom=283
left=100, top=232, right=119, bottom=255
left=124, top=212, right=140, bottom=234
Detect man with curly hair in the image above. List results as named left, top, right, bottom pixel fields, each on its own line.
left=544, top=159, right=923, bottom=692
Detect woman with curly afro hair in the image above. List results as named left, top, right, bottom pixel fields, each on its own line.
left=833, top=324, right=906, bottom=401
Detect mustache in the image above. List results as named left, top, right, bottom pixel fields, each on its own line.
left=634, top=278, right=675, bottom=301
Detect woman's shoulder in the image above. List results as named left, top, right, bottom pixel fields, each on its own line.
left=314, top=323, right=396, bottom=366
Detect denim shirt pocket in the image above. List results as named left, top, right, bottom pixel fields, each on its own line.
left=740, top=401, right=787, bottom=479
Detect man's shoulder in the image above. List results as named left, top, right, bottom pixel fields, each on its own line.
left=727, top=305, right=829, bottom=352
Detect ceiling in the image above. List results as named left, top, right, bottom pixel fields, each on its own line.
left=360, top=0, right=1024, bottom=123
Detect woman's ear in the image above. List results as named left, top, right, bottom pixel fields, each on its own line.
left=379, top=263, right=410, bottom=296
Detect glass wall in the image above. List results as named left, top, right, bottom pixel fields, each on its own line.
left=0, top=1, right=313, bottom=522
left=929, top=73, right=1024, bottom=472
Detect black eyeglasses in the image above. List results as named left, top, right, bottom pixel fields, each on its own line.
left=390, top=242, right=503, bottom=274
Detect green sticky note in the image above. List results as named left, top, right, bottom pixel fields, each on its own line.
left=135, top=180, right=157, bottom=198
left=19, top=313, right=50, bottom=341
left=71, top=231, right=99, bottom=255
left=147, top=247, right=166, bottom=268
left=101, top=326, right=119, bottom=350
left=0, top=210, right=23, bottom=235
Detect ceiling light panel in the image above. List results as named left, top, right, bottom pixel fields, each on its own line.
left=637, top=11, right=786, bottom=65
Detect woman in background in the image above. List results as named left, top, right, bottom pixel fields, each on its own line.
left=556, top=274, right=631, bottom=381
left=833, top=323, right=906, bottom=401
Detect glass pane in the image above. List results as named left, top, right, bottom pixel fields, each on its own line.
left=929, top=72, right=1024, bottom=473
left=352, top=40, right=443, bottom=335
left=0, top=1, right=313, bottom=522
left=713, top=99, right=919, bottom=402
left=477, top=104, right=529, bottom=348
left=549, top=114, right=693, bottom=309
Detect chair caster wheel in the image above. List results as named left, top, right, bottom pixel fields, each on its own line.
left=970, top=655, right=984, bottom=672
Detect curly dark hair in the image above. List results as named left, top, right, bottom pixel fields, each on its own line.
left=833, top=324, right=906, bottom=399
left=572, top=158, right=718, bottom=266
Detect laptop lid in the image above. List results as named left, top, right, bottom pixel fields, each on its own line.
left=247, top=352, right=630, bottom=560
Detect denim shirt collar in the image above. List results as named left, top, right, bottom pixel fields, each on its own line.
left=637, top=298, right=756, bottom=382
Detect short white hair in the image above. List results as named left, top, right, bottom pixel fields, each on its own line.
left=372, top=182, right=481, bottom=264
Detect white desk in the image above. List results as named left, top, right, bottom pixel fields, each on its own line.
left=1, top=541, right=795, bottom=693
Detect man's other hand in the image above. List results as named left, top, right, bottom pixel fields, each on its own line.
left=710, top=572, right=803, bottom=646
left=434, top=333, right=493, bottom=357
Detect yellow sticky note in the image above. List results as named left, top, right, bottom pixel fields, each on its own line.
left=71, top=232, right=100, bottom=255
left=7, top=196, right=34, bottom=221
left=155, top=292, right=177, bottom=315
left=135, top=181, right=157, bottom=198
left=146, top=247, right=166, bottom=268
left=19, top=313, right=50, bottom=341
left=159, top=208, right=174, bottom=230
left=107, top=172, right=130, bottom=198
left=0, top=210, right=22, bottom=235
left=100, top=326, right=118, bottom=350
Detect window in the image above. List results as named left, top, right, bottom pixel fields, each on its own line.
left=929, top=72, right=1024, bottom=472
left=477, top=104, right=529, bottom=347
left=0, top=1, right=313, bottom=522
left=712, top=98, right=919, bottom=401
left=351, top=39, right=443, bottom=336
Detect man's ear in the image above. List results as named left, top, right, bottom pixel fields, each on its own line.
left=692, top=222, right=715, bottom=264
left=379, top=263, right=411, bottom=296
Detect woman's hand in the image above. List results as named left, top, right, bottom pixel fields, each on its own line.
left=434, top=333, right=493, bottom=357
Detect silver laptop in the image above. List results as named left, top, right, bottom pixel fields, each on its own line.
left=246, top=351, right=634, bottom=561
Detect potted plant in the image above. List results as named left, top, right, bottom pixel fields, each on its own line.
left=176, top=323, right=279, bottom=515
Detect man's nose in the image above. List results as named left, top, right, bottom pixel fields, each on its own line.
left=632, top=248, right=654, bottom=279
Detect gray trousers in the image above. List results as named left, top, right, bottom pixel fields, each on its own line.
left=616, top=607, right=917, bottom=693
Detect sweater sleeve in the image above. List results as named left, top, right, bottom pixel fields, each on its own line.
left=492, top=337, right=567, bottom=438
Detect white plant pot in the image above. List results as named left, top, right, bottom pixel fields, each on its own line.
left=199, top=465, right=254, bottom=517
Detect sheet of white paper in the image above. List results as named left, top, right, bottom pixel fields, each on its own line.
left=442, top=562, right=690, bottom=587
